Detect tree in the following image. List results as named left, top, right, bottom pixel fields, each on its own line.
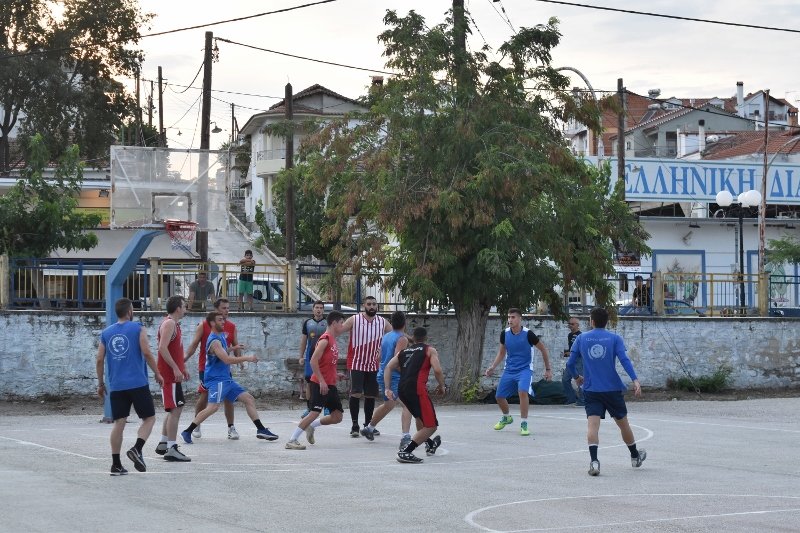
left=0, top=134, right=100, bottom=257
left=0, top=0, right=151, bottom=172
left=295, top=9, right=649, bottom=398
left=766, top=235, right=800, bottom=265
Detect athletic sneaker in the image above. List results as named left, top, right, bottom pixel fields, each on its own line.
left=493, top=415, right=513, bottom=430
left=155, top=441, right=168, bottom=456
left=399, top=434, right=412, bottom=451
left=164, top=444, right=191, bottom=462
left=285, top=439, right=306, bottom=450
left=300, top=409, right=310, bottom=418
left=110, top=464, right=128, bottom=476
left=350, top=424, right=360, bottom=438
left=425, top=435, right=441, bottom=456
left=588, top=460, right=600, bottom=476
left=228, top=426, right=240, bottom=440
left=520, top=421, right=530, bottom=436
left=180, top=430, right=193, bottom=444
left=305, top=425, right=316, bottom=445
left=192, top=426, right=202, bottom=439
left=126, top=447, right=146, bottom=472
left=360, top=426, right=375, bottom=441
left=256, top=428, right=279, bottom=441
left=372, top=428, right=380, bottom=436
left=631, top=449, right=647, bottom=468
left=397, top=451, right=423, bottom=464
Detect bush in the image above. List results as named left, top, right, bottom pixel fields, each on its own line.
left=667, top=365, right=732, bottom=393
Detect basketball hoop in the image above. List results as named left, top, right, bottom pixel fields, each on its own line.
left=165, top=219, right=198, bottom=253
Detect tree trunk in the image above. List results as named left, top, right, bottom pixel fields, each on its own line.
left=446, top=298, right=490, bottom=401
left=0, top=134, right=9, bottom=175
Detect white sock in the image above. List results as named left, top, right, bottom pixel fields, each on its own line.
left=402, top=432, right=411, bottom=438
left=167, top=440, right=175, bottom=448
left=290, top=426, right=304, bottom=441
left=367, top=423, right=375, bottom=430
left=160, top=435, right=168, bottom=442
left=310, top=419, right=322, bottom=429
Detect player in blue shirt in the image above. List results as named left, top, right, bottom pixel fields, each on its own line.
left=485, top=308, right=552, bottom=436
left=96, top=298, right=162, bottom=475
left=567, top=307, right=646, bottom=476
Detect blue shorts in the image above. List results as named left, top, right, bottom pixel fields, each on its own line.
left=205, top=379, right=246, bottom=404
left=378, top=372, right=400, bottom=401
left=583, top=390, right=628, bottom=419
left=496, top=367, right=534, bottom=399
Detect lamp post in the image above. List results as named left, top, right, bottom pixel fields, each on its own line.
left=716, top=189, right=762, bottom=314
left=556, top=66, right=603, bottom=156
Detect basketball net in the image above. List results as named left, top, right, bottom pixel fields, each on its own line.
left=165, top=219, right=198, bottom=254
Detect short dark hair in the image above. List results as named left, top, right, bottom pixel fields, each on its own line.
left=413, top=327, right=427, bottom=342
left=634, top=275, right=643, bottom=281
left=214, top=298, right=229, bottom=309
left=590, top=307, right=609, bottom=328
left=364, top=295, right=377, bottom=302
left=313, top=300, right=325, bottom=308
left=327, top=311, right=345, bottom=325
left=508, top=307, right=522, bottom=317
left=206, top=311, right=222, bottom=326
left=114, top=298, right=133, bottom=318
left=244, top=249, right=253, bottom=256
left=391, top=311, right=406, bottom=330
left=166, top=295, right=184, bottom=314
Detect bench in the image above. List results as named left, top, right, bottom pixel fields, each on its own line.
left=285, top=358, right=351, bottom=398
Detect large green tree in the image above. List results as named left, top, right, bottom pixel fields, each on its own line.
left=0, top=0, right=151, bottom=172
left=0, top=134, right=100, bottom=257
left=295, top=9, right=649, bottom=397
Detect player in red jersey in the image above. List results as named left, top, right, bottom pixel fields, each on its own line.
left=285, top=311, right=347, bottom=450
left=184, top=298, right=242, bottom=440
left=154, top=296, right=191, bottom=462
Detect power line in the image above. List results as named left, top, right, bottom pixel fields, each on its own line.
left=168, top=62, right=204, bottom=94
left=488, top=0, right=516, bottom=33
left=0, top=0, right=340, bottom=61
left=215, top=37, right=396, bottom=75
left=531, top=0, right=800, bottom=34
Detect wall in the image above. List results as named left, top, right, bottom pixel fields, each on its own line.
left=1, top=311, right=798, bottom=398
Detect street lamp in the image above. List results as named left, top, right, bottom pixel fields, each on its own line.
left=716, top=189, right=762, bottom=314
left=556, top=66, right=604, bottom=156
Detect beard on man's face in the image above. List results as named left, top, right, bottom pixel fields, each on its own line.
left=364, top=307, right=377, bottom=317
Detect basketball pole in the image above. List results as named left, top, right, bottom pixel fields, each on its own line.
left=102, top=228, right=163, bottom=421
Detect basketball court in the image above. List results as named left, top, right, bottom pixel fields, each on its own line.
left=1, top=398, right=797, bottom=532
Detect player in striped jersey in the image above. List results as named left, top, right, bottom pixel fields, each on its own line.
left=341, top=296, right=392, bottom=437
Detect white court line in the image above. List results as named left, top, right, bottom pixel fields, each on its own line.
left=0, top=435, right=100, bottom=460
left=627, top=416, right=800, bottom=434
left=464, top=493, right=800, bottom=532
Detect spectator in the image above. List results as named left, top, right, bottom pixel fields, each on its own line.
left=238, top=250, right=256, bottom=311
left=188, top=272, right=214, bottom=311
left=631, top=275, right=651, bottom=308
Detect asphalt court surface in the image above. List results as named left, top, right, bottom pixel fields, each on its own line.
left=0, top=398, right=798, bottom=532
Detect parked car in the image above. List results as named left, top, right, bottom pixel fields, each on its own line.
left=618, top=299, right=706, bottom=317
left=218, top=276, right=355, bottom=312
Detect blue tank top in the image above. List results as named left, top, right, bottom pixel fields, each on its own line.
left=377, top=330, right=403, bottom=379
left=101, top=321, right=148, bottom=392
left=204, top=332, right=230, bottom=382
left=501, top=327, right=540, bottom=373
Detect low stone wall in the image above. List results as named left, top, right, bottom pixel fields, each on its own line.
left=1, top=311, right=798, bottom=398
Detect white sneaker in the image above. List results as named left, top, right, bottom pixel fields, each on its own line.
left=305, top=425, right=315, bottom=445
left=588, top=460, right=600, bottom=476
left=285, top=439, right=306, bottom=450
left=192, top=426, right=202, bottom=439
left=227, top=426, right=240, bottom=440
left=631, top=449, right=646, bottom=467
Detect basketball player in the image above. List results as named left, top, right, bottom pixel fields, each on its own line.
left=298, top=300, right=327, bottom=415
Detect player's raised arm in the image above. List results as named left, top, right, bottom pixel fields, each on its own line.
left=184, top=321, right=204, bottom=362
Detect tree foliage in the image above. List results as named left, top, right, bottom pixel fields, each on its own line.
left=0, top=0, right=151, bottom=172
left=0, top=134, right=100, bottom=257
left=766, top=235, right=800, bottom=265
left=293, top=9, right=649, bottom=397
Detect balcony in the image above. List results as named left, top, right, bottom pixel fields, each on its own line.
left=256, top=148, right=286, bottom=175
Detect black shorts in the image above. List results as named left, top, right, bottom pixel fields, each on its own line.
left=349, top=370, right=379, bottom=397
left=309, top=382, right=344, bottom=413
left=583, top=390, right=628, bottom=420
left=110, top=385, right=155, bottom=421
left=399, top=387, right=438, bottom=429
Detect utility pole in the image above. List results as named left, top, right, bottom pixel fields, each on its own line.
left=759, top=90, right=770, bottom=277
left=197, top=31, right=213, bottom=262
left=158, top=66, right=164, bottom=147
left=452, top=0, right=468, bottom=104
left=285, top=83, right=295, bottom=261
left=148, top=80, right=154, bottom=129
left=617, top=78, right=626, bottom=200
left=230, top=102, right=236, bottom=144
left=135, top=68, right=141, bottom=146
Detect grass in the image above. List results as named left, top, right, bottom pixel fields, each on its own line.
left=666, top=365, right=733, bottom=393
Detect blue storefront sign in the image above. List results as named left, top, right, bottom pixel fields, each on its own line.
left=585, top=157, right=800, bottom=205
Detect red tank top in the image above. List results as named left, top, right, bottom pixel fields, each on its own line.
left=157, top=317, right=185, bottom=379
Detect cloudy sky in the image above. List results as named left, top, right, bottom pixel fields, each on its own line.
left=128, top=0, right=800, bottom=149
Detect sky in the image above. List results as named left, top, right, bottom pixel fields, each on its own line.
left=126, top=0, right=800, bottom=149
